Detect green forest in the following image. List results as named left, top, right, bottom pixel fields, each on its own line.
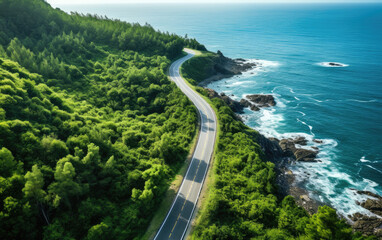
left=181, top=56, right=375, bottom=240
left=0, top=0, right=205, bottom=239
left=0, top=0, right=377, bottom=240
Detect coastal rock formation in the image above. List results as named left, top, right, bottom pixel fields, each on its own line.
left=203, top=89, right=278, bottom=114
left=246, top=94, right=276, bottom=108
left=239, top=99, right=252, bottom=108
left=356, top=190, right=382, bottom=199
left=294, top=136, right=308, bottom=145
left=199, top=51, right=257, bottom=86
left=360, top=198, right=382, bottom=216
left=350, top=213, right=382, bottom=238
left=256, top=135, right=284, bottom=161
left=275, top=137, right=318, bottom=162
left=350, top=190, right=382, bottom=238
left=355, top=190, right=382, bottom=216
left=237, top=95, right=276, bottom=111
left=329, top=62, right=343, bottom=67
left=205, top=88, right=244, bottom=113
left=294, top=149, right=317, bottom=162
left=215, top=51, right=257, bottom=74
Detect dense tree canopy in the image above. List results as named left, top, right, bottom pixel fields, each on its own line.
left=0, top=0, right=203, bottom=239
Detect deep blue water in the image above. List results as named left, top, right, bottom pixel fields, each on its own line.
left=54, top=3, right=382, bottom=216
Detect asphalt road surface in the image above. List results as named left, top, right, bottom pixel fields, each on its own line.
left=153, top=49, right=217, bottom=240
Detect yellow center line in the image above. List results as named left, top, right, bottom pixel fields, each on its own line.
left=168, top=56, right=214, bottom=239
left=168, top=136, right=209, bottom=239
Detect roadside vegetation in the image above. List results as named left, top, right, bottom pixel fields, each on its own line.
left=0, top=0, right=206, bottom=239
left=182, top=53, right=375, bottom=240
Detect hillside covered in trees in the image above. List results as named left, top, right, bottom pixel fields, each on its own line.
left=0, top=0, right=206, bottom=239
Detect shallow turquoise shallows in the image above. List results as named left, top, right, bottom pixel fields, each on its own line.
left=57, top=3, right=382, bottom=216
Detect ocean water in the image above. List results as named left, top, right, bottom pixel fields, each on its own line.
left=54, top=3, right=382, bottom=217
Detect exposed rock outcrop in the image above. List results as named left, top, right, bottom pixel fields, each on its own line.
left=350, top=213, right=382, bottom=238
left=246, top=94, right=276, bottom=108
left=256, top=135, right=284, bottom=161
left=294, top=149, right=317, bottom=162
left=328, top=62, right=343, bottom=67
left=198, top=51, right=257, bottom=86
left=360, top=198, right=382, bottom=216
left=273, top=137, right=318, bottom=162
left=349, top=190, right=382, bottom=238
left=205, top=88, right=244, bottom=114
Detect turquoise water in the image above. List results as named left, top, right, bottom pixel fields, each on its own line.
left=55, top=3, right=382, bottom=216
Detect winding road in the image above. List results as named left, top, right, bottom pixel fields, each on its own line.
left=154, top=49, right=217, bottom=240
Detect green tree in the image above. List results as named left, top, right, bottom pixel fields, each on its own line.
left=23, top=164, right=46, bottom=202
left=0, top=147, right=18, bottom=177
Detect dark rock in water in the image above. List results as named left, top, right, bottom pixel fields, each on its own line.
left=239, top=99, right=252, bottom=108
left=205, top=88, right=244, bottom=113
left=313, top=139, right=323, bottom=144
left=350, top=213, right=382, bottom=238
left=361, top=198, right=382, bottom=216
left=355, top=190, right=382, bottom=200
left=238, top=98, right=261, bottom=111
left=276, top=137, right=319, bottom=162
left=293, top=136, right=308, bottom=146
left=246, top=94, right=276, bottom=107
left=256, top=134, right=284, bottom=161
left=279, top=139, right=297, bottom=157
left=350, top=190, right=382, bottom=237
left=250, top=105, right=260, bottom=111
left=353, top=190, right=382, bottom=217
left=206, top=88, right=220, bottom=98
left=294, top=149, right=318, bottom=162
left=237, top=94, right=277, bottom=111
left=328, top=62, right=343, bottom=67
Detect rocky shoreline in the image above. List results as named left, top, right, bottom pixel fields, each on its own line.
left=197, top=51, right=257, bottom=87
left=201, top=52, right=382, bottom=238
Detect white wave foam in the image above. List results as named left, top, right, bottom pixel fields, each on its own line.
left=243, top=94, right=381, bottom=218
left=239, top=59, right=281, bottom=77
left=297, top=118, right=315, bottom=136
left=360, top=156, right=371, bottom=163
left=297, top=111, right=306, bottom=116
left=345, top=99, right=378, bottom=103
left=366, top=165, right=382, bottom=174
left=274, top=95, right=287, bottom=108
left=294, top=96, right=300, bottom=101
left=318, top=62, right=349, bottom=67
left=246, top=59, right=281, bottom=68
left=291, top=159, right=382, bottom=217
left=226, top=80, right=252, bottom=87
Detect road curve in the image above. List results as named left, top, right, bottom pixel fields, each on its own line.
left=154, top=49, right=217, bottom=240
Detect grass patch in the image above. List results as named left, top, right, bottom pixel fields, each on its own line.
left=181, top=51, right=219, bottom=85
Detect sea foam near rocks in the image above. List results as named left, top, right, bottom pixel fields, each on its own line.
left=208, top=57, right=382, bottom=219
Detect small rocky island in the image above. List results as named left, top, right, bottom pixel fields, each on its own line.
left=205, top=88, right=277, bottom=113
